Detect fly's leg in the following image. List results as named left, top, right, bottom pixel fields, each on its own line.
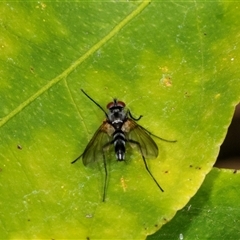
left=102, top=148, right=107, bottom=202
left=129, top=109, right=177, bottom=143
left=128, top=110, right=143, bottom=121
left=71, top=149, right=108, bottom=202
left=128, top=139, right=164, bottom=192
left=101, top=140, right=114, bottom=202
left=71, top=141, right=113, bottom=202
left=137, top=125, right=177, bottom=143
left=71, top=154, right=83, bottom=164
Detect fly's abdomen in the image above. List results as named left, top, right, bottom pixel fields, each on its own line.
left=113, top=130, right=126, bottom=161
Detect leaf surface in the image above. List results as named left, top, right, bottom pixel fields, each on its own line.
left=148, top=168, right=240, bottom=239
left=0, top=1, right=240, bottom=239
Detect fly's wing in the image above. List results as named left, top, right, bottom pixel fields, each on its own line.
left=124, top=119, right=158, bottom=159
left=81, top=121, right=114, bottom=166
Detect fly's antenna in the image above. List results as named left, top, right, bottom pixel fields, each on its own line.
left=81, top=89, right=108, bottom=118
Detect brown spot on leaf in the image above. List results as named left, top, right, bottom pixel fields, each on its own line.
left=17, top=145, right=22, bottom=150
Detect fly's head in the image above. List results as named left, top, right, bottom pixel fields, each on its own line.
left=107, top=99, right=127, bottom=124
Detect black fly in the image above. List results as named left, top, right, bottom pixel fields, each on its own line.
left=72, top=89, right=176, bottom=202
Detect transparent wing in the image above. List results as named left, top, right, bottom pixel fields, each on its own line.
left=80, top=122, right=113, bottom=166
left=125, top=119, right=158, bottom=159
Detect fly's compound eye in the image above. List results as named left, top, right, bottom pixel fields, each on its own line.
left=106, top=102, right=114, bottom=109
left=107, top=100, right=125, bottom=109
left=117, top=101, right=126, bottom=108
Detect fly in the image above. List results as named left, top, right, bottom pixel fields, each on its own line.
left=72, top=89, right=176, bottom=202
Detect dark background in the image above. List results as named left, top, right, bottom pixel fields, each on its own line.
left=215, top=103, right=240, bottom=169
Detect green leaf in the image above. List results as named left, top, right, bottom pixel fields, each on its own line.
left=148, top=168, right=240, bottom=239
left=0, top=1, right=240, bottom=239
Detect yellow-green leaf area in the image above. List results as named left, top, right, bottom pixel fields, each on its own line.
left=148, top=168, right=240, bottom=239
left=0, top=1, right=240, bottom=239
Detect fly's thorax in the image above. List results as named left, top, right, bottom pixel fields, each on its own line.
left=111, top=119, right=124, bottom=130
left=121, top=118, right=135, bottom=133
left=102, top=120, right=115, bottom=136
left=108, top=107, right=127, bottom=121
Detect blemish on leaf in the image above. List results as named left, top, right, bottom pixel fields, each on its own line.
left=159, top=66, right=169, bottom=72
left=120, top=176, right=128, bottom=192
left=179, top=233, right=184, bottom=240
left=30, top=66, right=34, bottom=73
left=160, top=74, right=172, bottom=87
left=85, top=214, right=93, bottom=218
left=233, top=169, right=237, bottom=174
left=36, top=2, right=47, bottom=10
left=17, top=145, right=22, bottom=150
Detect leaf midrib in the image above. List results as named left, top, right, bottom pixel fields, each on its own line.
left=0, top=1, right=150, bottom=128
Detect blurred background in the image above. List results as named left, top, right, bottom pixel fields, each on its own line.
left=215, top=103, right=240, bottom=169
